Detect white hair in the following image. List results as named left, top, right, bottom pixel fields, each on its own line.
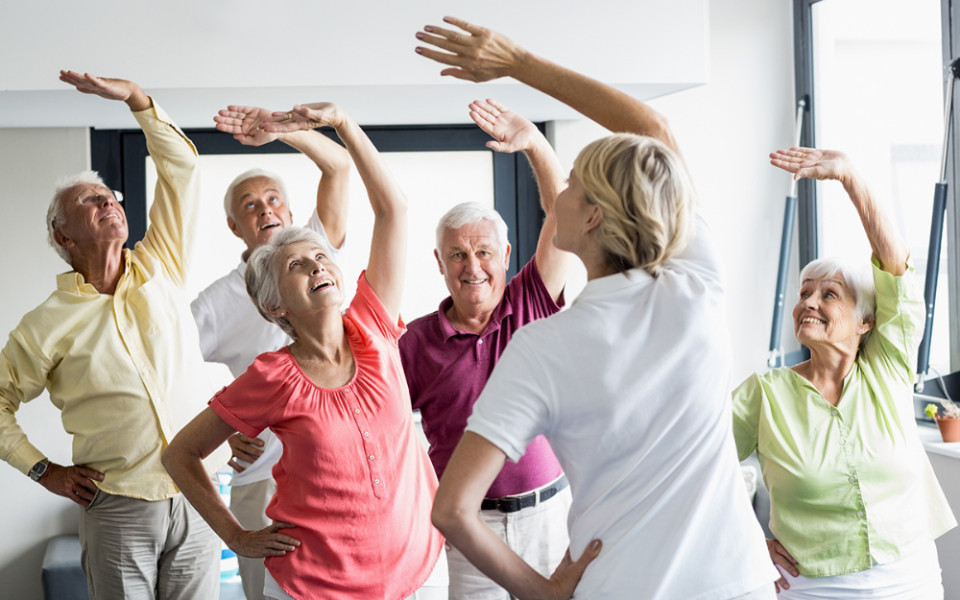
left=245, top=226, right=332, bottom=340
left=47, top=170, right=107, bottom=265
left=435, top=202, right=509, bottom=253
left=223, top=168, right=288, bottom=220
left=799, top=256, right=876, bottom=324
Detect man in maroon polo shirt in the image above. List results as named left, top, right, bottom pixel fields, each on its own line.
left=399, top=99, right=570, bottom=598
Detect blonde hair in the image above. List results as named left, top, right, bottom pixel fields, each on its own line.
left=573, top=134, right=694, bottom=276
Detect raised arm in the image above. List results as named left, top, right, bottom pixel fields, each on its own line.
left=415, top=18, right=678, bottom=154
left=264, top=105, right=407, bottom=321
left=470, top=99, right=568, bottom=300
left=162, top=408, right=300, bottom=558
left=770, top=147, right=908, bottom=275
left=59, top=70, right=151, bottom=112
left=214, top=106, right=352, bottom=248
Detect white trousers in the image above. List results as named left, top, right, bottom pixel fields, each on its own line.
left=230, top=477, right=277, bottom=600
left=446, top=486, right=572, bottom=600
left=778, top=540, right=943, bottom=600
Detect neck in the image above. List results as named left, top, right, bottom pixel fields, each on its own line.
left=446, top=303, right=494, bottom=334
left=288, top=309, right=346, bottom=360
left=793, top=345, right=858, bottom=405
left=73, top=244, right=125, bottom=294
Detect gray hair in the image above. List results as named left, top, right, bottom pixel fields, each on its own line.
left=47, top=170, right=107, bottom=265
left=799, top=257, right=876, bottom=324
left=245, top=226, right=332, bottom=340
left=435, top=202, right=509, bottom=254
left=224, top=168, right=288, bottom=220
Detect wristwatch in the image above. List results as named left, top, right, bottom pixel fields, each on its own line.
left=28, top=459, right=49, bottom=482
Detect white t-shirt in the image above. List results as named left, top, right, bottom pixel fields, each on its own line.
left=191, top=211, right=341, bottom=486
left=467, top=216, right=778, bottom=599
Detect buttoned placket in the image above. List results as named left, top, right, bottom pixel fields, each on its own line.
left=833, top=407, right=870, bottom=546
left=346, top=388, right=384, bottom=498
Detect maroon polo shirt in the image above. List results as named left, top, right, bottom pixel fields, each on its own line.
left=399, top=257, right=564, bottom=498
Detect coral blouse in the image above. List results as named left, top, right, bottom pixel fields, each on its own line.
left=211, top=273, right=443, bottom=600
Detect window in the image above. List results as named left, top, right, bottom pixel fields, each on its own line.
left=793, top=0, right=958, bottom=376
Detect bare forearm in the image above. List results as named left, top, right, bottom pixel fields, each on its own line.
left=163, top=446, right=243, bottom=543
left=842, top=174, right=907, bottom=275
left=334, top=117, right=406, bottom=218
left=511, top=54, right=677, bottom=152
left=280, top=130, right=351, bottom=247
left=435, top=510, right=555, bottom=599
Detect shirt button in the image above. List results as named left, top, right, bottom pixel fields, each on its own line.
left=478, top=339, right=484, bottom=345
left=857, top=511, right=864, bottom=517
left=848, top=476, right=856, bottom=483
left=369, top=455, right=375, bottom=461
left=363, top=431, right=370, bottom=437
left=839, top=439, right=846, bottom=446
left=833, top=409, right=840, bottom=417
left=354, top=408, right=361, bottom=414
left=374, top=478, right=380, bottom=484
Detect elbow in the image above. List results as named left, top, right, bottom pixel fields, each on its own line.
left=431, top=495, right=471, bottom=539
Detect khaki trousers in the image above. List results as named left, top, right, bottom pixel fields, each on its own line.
left=78, top=489, right=220, bottom=600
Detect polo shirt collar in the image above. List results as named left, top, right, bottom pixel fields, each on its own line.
left=436, top=295, right=514, bottom=341
left=574, top=268, right=653, bottom=304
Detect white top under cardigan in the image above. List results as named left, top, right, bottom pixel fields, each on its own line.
left=467, top=215, right=778, bottom=599
left=191, top=211, right=341, bottom=486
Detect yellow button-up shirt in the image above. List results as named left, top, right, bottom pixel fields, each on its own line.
left=0, top=101, right=223, bottom=501
left=732, top=260, right=955, bottom=577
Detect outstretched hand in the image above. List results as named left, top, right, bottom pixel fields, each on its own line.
left=228, top=522, right=301, bottom=559
left=543, top=540, right=601, bottom=599
left=214, top=106, right=281, bottom=146
left=38, top=462, right=105, bottom=508
left=415, top=17, right=527, bottom=82
left=59, top=70, right=150, bottom=111
left=770, top=147, right=855, bottom=184
left=470, top=99, right=539, bottom=154
left=262, top=103, right=346, bottom=134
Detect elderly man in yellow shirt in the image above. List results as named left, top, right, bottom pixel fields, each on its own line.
left=0, top=71, right=226, bottom=599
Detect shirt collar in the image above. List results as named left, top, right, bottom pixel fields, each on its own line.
left=573, top=268, right=653, bottom=305
left=436, top=295, right=514, bottom=341
left=56, top=249, right=132, bottom=295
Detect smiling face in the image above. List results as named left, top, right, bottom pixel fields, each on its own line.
left=435, top=219, right=511, bottom=316
left=228, top=176, right=293, bottom=251
left=271, top=240, right=343, bottom=324
left=53, top=183, right=128, bottom=255
left=793, top=273, right=872, bottom=352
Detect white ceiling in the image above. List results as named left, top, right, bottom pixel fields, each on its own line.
left=0, top=0, right=709, bottom=128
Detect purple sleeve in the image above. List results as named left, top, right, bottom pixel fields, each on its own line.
left=504, top=255, right=564, bottom=326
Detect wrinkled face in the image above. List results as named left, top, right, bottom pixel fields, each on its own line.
left=435, top=219, right=511, bottom=314
left=792, top=274, right=870, bottom=350
left=552, top=170, right=595, bottom=254
left=228, top=176, right=293, bottom=251
left=271, top=240, right=343, bottom=323
left=55, top=183, right=128, bottom=253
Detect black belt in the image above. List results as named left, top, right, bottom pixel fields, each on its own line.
left=480, top=475, right=568, bottom=513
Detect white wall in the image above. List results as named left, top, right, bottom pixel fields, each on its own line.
left=0, top=1, right=795, bottom=597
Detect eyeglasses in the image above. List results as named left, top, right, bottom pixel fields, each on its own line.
left=77, top=190, right=124, bottom=206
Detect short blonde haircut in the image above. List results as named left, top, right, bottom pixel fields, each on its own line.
left=573, top=134, right=694, bottom=276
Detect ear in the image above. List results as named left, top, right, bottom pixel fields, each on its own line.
left=584, top=204, right=603, bottom=234
left=53, top=228, right=73, bottom=250
left=265, top=304, right=288, bottom=319
left=227, top=216, right=243, bottom=239
left=858, top=316, right=875, bottom=335
left=434, top=249, right=445, bottom=275
left=503, top=243, right=512, bottom=268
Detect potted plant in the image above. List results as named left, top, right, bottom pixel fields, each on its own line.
left=925, top=398, right=960, bottom=442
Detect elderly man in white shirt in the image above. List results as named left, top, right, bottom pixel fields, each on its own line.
left=191, top=105, right=349, bottom=600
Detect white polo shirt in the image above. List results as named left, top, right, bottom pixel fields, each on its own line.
left=468, top=215, right=778, bottom=599
left=191, top=211, right=341, bottom=486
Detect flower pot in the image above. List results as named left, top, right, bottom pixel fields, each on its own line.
left=936, top=417, right=960, bottom=442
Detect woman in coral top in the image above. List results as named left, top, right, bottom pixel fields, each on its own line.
left=163, top=102, right=443, bottom=600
